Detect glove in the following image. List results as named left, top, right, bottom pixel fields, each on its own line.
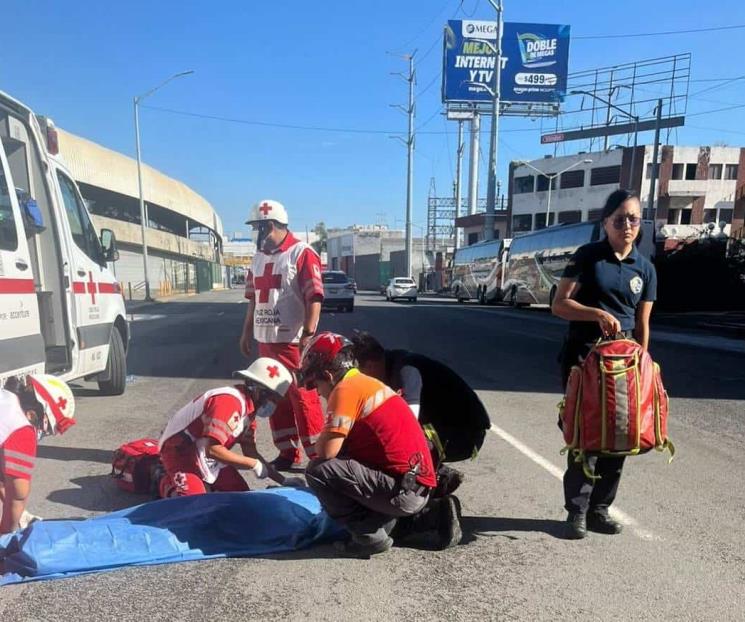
left=283, top=477, right=306, bottom=488
left=251, top=460, right=268, bottom=479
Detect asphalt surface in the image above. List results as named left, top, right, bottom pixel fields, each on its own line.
left=1, top=289, right=744, bottom=621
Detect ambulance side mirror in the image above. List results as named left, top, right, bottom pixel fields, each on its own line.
left=100, top=228, right=120, bottom=262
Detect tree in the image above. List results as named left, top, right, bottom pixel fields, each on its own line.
left=311, top=221, right=327, bottom=254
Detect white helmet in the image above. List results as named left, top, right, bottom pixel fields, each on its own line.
left=246, top=199, right=289, bottom=226
left=233, top=357, right=292, bottom=398
left=28, top=374, right=76, bottom=435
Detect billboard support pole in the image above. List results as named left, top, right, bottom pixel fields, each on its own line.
left=484, top=0, right=503, bottom=242
left=647, top=98, right=663, bottom=221
left=468, top=112, right=480, bottom=215
left=454, top=120, right=464, bottom=250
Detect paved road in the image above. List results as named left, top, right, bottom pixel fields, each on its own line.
left=2, top=290, right=744, bottom=621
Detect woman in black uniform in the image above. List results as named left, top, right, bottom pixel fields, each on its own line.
left=551, top=189, right=657, bottom=539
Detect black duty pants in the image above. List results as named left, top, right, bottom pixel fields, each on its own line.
left=559, top=334, right=628, bottom=516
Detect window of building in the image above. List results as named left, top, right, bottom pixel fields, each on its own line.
left=645, top=163, right=659, bottom=179
left=533, top=212, right=555, bottom=230
left=467, top=232, right=479, bottom=245
left=558, top=210, right=582, bottom=224
left=703, top=209, right=718, bottom=223
left=725, top=164, right=739, bottom=180
left=512, top=214, right=532, bottom=232
left=667, top=209, right=679, bottom=224
left=590, top=165, right=621, bottom=186
left=685, top=163, right=697, bottom=180
left=0, top=168, right=19, bottom=252
left=708, top=164, right=722, bottom=180
left=587, top=208, right=604, bottom=221
left=671, top=164, right=684, bottom=180
left=58, top=171, right=105, bottom=265
left=560, top=169, right=585, bottom=189
left=680, top=209, right=692, bottom=225
left=514, top=175, right=534, bottom=194
left=535, top=175, right=557, bottom=192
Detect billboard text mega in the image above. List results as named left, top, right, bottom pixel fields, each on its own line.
left=442, top=20, right=570, bottom=105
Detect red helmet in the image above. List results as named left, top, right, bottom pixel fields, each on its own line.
left=299, top=332, right=353, bottom=388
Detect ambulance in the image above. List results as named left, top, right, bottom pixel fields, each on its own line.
left=0, top=91, right=129, bottom=394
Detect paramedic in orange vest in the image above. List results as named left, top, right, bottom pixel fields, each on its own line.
left=158, top=358, right=303, bottom=497
left=552, top=189, right=657, bottom=540
left=1, top=375, right=76, bottom=534
left=239, top=199, right=325, bottom=471
left=300, top=332, right=462, bottom=558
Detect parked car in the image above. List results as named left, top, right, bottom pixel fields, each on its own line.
left=321, top=271, right=354, bottom=312
left=385, top=277, right=418, bottom=302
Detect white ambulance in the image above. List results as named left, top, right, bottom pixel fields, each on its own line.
left=0, top=91, right=129, bottom=394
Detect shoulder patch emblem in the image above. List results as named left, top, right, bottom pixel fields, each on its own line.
left=630, top=275, right=643, bottom=294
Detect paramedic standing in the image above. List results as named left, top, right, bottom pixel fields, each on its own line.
left=239, top=199, right=325, bottom=470
left=552, top=189, right=657, bottom=539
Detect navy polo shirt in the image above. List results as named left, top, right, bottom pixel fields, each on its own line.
left=563, top=239, right=657, bottom=340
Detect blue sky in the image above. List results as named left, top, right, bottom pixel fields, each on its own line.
left=3, top=1, right=745, bottom=237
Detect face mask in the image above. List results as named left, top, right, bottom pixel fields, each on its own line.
left=255, top=401, right=277, bottom=419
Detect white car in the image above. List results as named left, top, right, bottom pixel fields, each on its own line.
left=322, top=271, right=354, bottom=312
left=385, top=277, right=418, bottom=302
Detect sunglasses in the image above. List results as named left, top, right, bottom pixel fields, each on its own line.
left=610, top=215, right=641, bottom=230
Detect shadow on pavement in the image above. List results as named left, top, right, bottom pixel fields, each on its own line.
left=46, top=475, right=147, bottom=513
left=37, top=445, right=113, bottom=464
left=460, top=516, right=568, bottom=542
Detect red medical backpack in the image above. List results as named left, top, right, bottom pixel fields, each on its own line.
left=560, top=338, right=674, bottom=464
left=111, top=438, right=162, bottom=494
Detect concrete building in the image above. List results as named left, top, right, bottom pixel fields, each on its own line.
left=57, top=129, right=223, bottom=298
left=508, top=145, right=745, bottom=237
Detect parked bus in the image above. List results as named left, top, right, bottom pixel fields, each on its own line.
left=450, top=238, right=511, bottom=304
left=0, top=91, right=129, bottom=394
left=502, top=220, right=655, bottom=308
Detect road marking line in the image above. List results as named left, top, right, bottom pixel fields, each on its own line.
left=488, top=423, right=659, bottom=541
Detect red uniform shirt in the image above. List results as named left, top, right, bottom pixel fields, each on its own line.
left=184, top=393, right=256, bottom=448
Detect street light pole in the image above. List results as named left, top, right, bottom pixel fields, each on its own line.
left=484, top=0, right=503, bottom=242
left=518, top=158, right=592, bottom=227
left=134, top=70, right=194, bottom=301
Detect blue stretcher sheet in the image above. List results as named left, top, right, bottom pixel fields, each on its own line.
left=0, top=488, right=342, bottom=585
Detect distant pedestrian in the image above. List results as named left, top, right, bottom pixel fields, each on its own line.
left=552, top=189, right=657, bottom=539
left=1, top=375, right=75, bottom=534
left=239, top=199, right=325, bottom=471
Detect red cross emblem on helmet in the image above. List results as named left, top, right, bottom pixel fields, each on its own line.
left=299, top=332, right=352, bottom=383
left=267, top=365, right=280, bottom=378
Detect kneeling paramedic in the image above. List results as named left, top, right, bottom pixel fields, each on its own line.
left=300, top=333, right=462, bottom=558
left=158, top=358, right=303, bottom=496
left=1, top=375, right=76, bottom=534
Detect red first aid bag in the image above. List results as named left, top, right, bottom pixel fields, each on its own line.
left=559, top=338, right=674, bottom=467
left=111, top=438, right=162, bottom=494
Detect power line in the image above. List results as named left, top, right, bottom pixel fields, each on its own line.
left=389, top=0, right=453, bottom=53
left=458, top=0, right=481, bottom=18
left=575, top=23, right=745, bottom=40
left=690, top=75, right=745, bottom=98
left=416, top=70, right=442, bottom=98
left=415, top=108, right=442, bottom=132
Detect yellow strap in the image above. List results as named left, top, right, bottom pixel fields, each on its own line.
left=422, top=423, right=447, bottom=462
left=656, top=438, right=676, bottom=463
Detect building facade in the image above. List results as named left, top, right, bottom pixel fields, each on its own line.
left=508, top=145, right=745, bottom=237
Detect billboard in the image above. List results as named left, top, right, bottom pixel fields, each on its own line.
left=442, top=20, right=570, bottom=105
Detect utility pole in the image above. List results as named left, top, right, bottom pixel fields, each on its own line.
left=647, top=98, right=663, bottom=221
left=468, top=112, right=480, bottom=215
left=390, top=53, right=416, bottom=277
left=484, top=0, right=503, bottom=242
left=454, top=120, right=464, bottom=250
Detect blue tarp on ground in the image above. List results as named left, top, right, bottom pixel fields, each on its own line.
left=0, top=487, right=342, bottom=585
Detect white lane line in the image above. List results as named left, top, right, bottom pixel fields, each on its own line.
left=488, top=423, right=659, bottom=541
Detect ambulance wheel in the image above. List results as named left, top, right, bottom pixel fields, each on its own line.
left=98, top=328, right=126, bottom=396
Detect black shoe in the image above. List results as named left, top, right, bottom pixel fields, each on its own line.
left=437, top=495, right=463, bottom=550
left=333, top=536, right=393, bottom=558
left=566, top=512, right=587, bottom=539
left=269, top=455, right=302, bottom=472
left=432, top=465, right=465, bottom=498
left=587, top=511, right=623, bottom=535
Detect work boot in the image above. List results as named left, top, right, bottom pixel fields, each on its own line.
left=566, top=512, right=587, bottom=539
left=587, top=511, right=623, bottom=535
left=269, top=454, right=303, bottom=472
left=437, top=495, right=463, bottom=550
left=432, top=465, right=465, bottom=498
left=333, top=536, right=393, bottom=559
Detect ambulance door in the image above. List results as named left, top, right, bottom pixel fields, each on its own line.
left=54, top=168, right=111, bottom=376
left=0, top=139, right=44, bottom=379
